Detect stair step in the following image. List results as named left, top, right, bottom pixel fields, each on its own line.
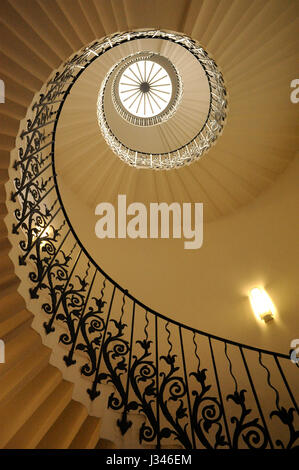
left=0, top=271, right=18, bottom=294
left=0, top=248, right=14, bottom=273
left=0, top=236, right=10, bottom=253
left=0, top=23, right=51, bottom=83
left=0, top=363, right=62, bottom=447
left=0, top=202, right=7, bottom=215
left=0, top=325, right=42, bottom=377
left=0, top=273, right=19, bottom=298
left=0, top=218, right=8, bottom=238
left=0, top=182, right=6, bottom=201
left=0, top=150, right=10, bottom=170
left=37, top=400, right=88, bottom=449
left=69, top=416, right=101, bottom=449
left=0, top=308, right=31, bottom=338
left=5, top=380, right=73, bottom=449
left=0, top=288, right=26, bottom=319
left=0, top=98, right=26, bottom=121
left=0, top=250, right=14, bottom=275
left=0, top=115, right=19, bottom=137
left=0, top=263, right=14, bottom=281
left=0, top=344, right=50, bottom=405
left=95, top=438, right=115, bottom=449
left=0, top=133, right=15, bottom=151
left=0, top=168, right=7, bottom=182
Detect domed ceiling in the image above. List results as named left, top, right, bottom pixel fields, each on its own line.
left=54, top=4, right=299, bottom=351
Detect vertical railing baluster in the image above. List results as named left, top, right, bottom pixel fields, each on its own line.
left=239, top=346, right=274, bottom=449
left=12, top=162, right=52, bottom=199
left=155, top=314, right=160, bottom=449
left=87, top=284, right=116, bottom=400
left=44, top=248, right=82, bottom=333
left=179, top=326, right=196, bottom=448
left=19, top=205, right=61, bottom=264
left=64, top=268, right=97, bottom=366
left=118, top=301, right=136, bottom=433
left=208, top=337, right=232, bottom=448
left=13, top=142, right=53, bottom=169
left=274, top=355, right=299, bottom=415
left=13, top=185, right=56, bottom=234
left=29, top=228, right=71, bottom=298
left=125, top=301, right=135, bottom=402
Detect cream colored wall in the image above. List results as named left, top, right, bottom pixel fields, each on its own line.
left=57, top=153, right=299, bottom=353
left=0, top=0, right=298, bottom=449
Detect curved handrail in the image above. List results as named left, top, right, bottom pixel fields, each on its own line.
left=8, top=30, right=298, bottom=450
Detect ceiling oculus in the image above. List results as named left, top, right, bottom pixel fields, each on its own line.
left=112, top=52, right=182, bottom=126
left=97, top=30, right=227, bottom=170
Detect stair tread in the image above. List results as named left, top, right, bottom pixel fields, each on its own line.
left=0, top=324, right=41, bottom=377
left=37, top=400, right=88, bottom=449
left=5, top=380, right=73, bottom=449
left=0, top=363, right=62, bottom=447
left=69, top=416, right=101, bottom=449
left=0, top=288, right=27, bottom=318
left=0, top=274, right=19, bottom=298
left=0, top=308, right=32, bottom=338
left=0, top=345, right=50, bottom=405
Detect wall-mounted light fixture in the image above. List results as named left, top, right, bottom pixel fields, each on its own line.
left=249, top=287, right=275, bottom=323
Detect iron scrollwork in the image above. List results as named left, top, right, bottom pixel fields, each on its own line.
left=8, top=30, right=299, bottom=450
left=225, top=344, right=268, bottom=449
left=128, top=311, right=158, bottom=444
left=190, top=333, right=228, bottom=449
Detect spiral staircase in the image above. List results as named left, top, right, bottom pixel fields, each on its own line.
left=0, top=0, right=298, bottom=450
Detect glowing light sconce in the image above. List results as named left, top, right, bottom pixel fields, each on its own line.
left=249, top=287, right=275, bottom=323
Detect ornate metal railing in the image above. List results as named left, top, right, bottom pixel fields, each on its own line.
left=7, top=30, right=298, bottom=450
left=96, top=31, right=226, bottom=169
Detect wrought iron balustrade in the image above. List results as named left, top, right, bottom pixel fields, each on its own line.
left=7, top=31, right=298, bottom=450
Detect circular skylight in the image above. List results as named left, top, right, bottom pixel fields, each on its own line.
left=118, top=60, right=173, bottom=118
left=97, top=32, right=227, bottom=169
left=110, top=52, right=183, bottom=127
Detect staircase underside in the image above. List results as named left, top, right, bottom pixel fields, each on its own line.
left=0, top=0, right=298, bottom=449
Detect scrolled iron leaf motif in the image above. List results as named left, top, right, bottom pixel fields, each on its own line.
left=190, top=364, right=228, bottom=449
left=118, top=310, right=159, bottom=444
left=258, top=351, right=299, bottom=449
left=8, top=29, right=299, bottom=450
left=93, top=292, right=131, bottom=419
left=78, top=296, right=107, bottom=378
left=158, top=352, right=192, bottom=449
left=128, top=336, right=158, bottom=445
left=12, top=131, right=50, bottom=204
left=227, top=389, right=268, bottom=449
left=28, top=221, right=66, bottom=291
left=17, top=199, right=58, bottom=266
left=41, top=245, right=78, bottom=334
left=57, top=263, right=92, bottom=367
left=270, top=407, right=299, bottom=449
left=12, top=170, right=54, bottom=237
